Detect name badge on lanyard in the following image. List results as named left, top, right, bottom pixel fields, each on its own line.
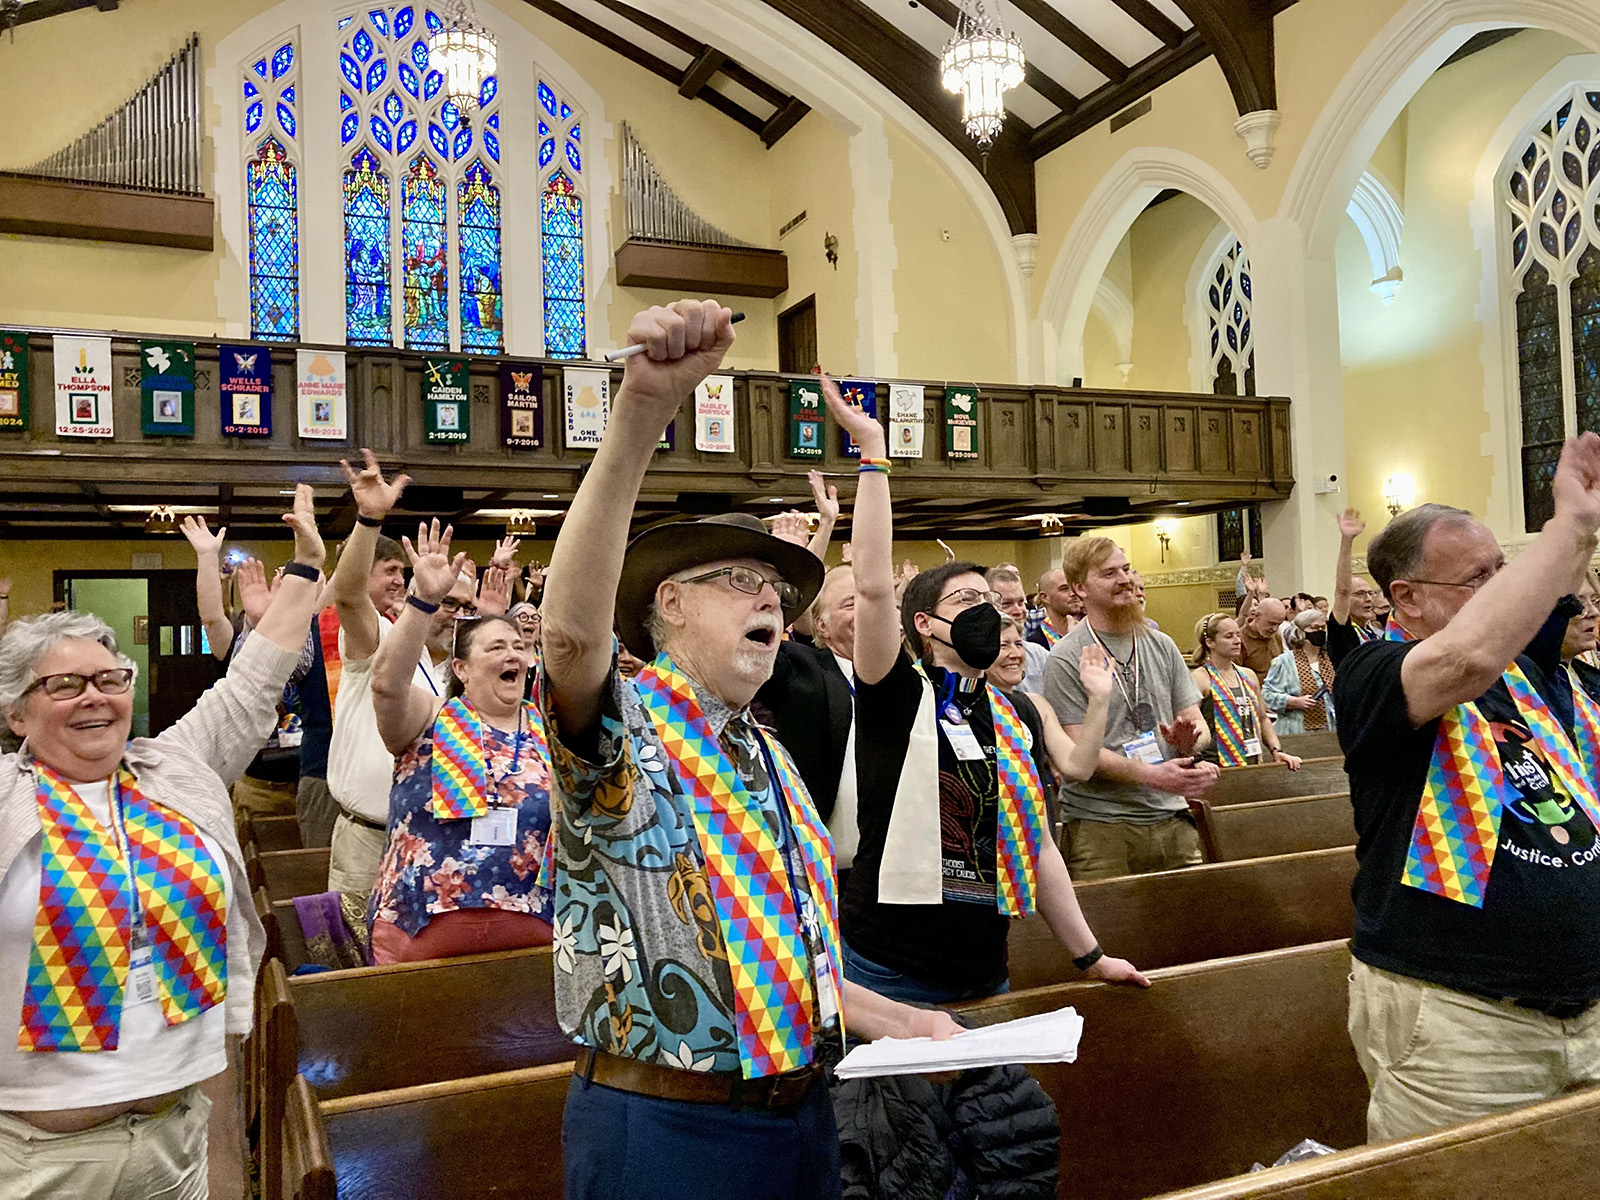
left=1122, top=730, right=1164, bottom=765
left=941, top=718, right=986, bottom=761
left=469, top=808, right=517, bottom=846
left=126, top=923, right=158, bottom=1007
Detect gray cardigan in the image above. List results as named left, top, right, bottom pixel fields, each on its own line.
left=0, top=632, right=300, bottom=1036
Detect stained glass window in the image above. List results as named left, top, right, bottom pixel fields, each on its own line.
left=345, top=146, right=392, bottom=347
left=539, top=80, right=585, bottom=358
left=1204, top=240, right=1255, bottom=397
left=1504, top=86, right=1600, bottom=530
left=336, top=6, right=500, bottom=348
left=1215, top=506, right=1262, bottom=564
left=245, top=39, right=299, bottom=339
left=458, top=160, right=503, bottom=354
left=402, top=154, right=448, bottom=351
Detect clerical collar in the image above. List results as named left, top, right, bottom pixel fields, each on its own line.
left=929, top=664, right=983, bottom=693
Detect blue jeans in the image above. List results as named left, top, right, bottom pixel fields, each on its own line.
left=841, top=943, right=1009, bottom=1005
left=562, top=1075, right=842, bottom=1200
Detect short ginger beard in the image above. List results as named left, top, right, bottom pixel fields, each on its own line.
left=1097, top=599, right=1146, bottom=635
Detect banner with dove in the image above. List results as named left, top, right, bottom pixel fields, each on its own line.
left=888, top=383, right=925, bottom=459
left=0, top=332, right=27, bottom=431
left=562, top=366, right=610, bottom=449
left=424, top=357, right=470, bottom=445
left=499, top=362, right=544, bottom=450
left=220, top=345, right=273, bottom=437
left=839, top=380, right=878, bottom=460
left=297, top=349, right=348, bottom=440
left=53, top=335, right=114, bottom=439
left=140, top=340, right=195, bottom=437
left=694, top=374, right=736, bottom=453
left=944, top=385, right=980, bottom=461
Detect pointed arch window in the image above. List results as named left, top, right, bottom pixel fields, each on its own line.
left=1505, top=86, right=1600, bottom=530
left=540, top=80, right=585, bottom=358
left=344, top=146, right=393, bottom=347
left=402, top=154, right=448, bottom=350
left=1203, top=241, right=1255, bottom=397
left=245, top=40, right=299, bottom=340
left=458, top=160, right=503, bottom=353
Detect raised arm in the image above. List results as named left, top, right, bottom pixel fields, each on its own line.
left=371, top=520, right=456, bottom=754
left=806, top=469, right=839, bottom=561
left=181, top=516, right=234, bottom=662
left=819, top=374, right=894, bottom=684
left=334, top=449, right=411, bottom=663
left=1331, top=509, right=1364, bottom=625
left=1029, top=645, right=1116, bottom=783
left=542, top=300, right=735, bottom=748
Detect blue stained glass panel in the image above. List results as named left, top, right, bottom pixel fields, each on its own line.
left=370, top=8, right=388, bottom=35
left=371, top=115, right=393, bottom=152
left=254, top=59, right=268, bottom=78
left=412, top=40, right=429, bottom=69
left=538, top=120, right=549, bottom=137
left=539, top=82, right=557, bottom=116
left=441, top=100, right=460, bottom=130
left=273, top=43, right=294, bottom=78
left=246, top=102, right=263, bottom=133
left=480, top=76, right=497, bottom=106
left=424, top=70, right=443, bottom=100
left=425, top=9, right=443, bottom=32
left=352, top=29, right=373, bottom=61
left=244, top=80, right=259, bottom=99
left=384, top=92, right=404, bottom=124
left=345, top=147, right=391, bottom=346
left=341, top=112, right=359, bottom=144
left=458, top=162, right=503, bottom=354
left=566, top=140, right=581, bottom=173
left=339, top=15, right=353, bottom=28
left=400, top=61, right=419, bottom=97
left=367, top=57, right=388, bottom=92
left=395, top=6, right=413, bottom=36
left=397, top=120, right=417, bottom=152
left=542, top=172, right=585, bottom=359
left=278, top=104, right=296, bottom=138
left=341, top=92, right=354, bottom=111
left=402, top=155, right=448, bottom=350
left=453, top=126, right=472, bottom=159
left=484, top=130, right=499, bottom=162
left=429, top=123, right=449, bottom=157
left=283, top=86, right=295, bottom=105
left=249, top=138, right=299, bottom=340
left=539, top=139, right=554, bottom=167
left=560, top=102, right=572, bottom=120
left=488, top=113, right=499, bottom=129
left=341, top=53, right=363, bottom=90
left=571, top=123, right=580, bottom=142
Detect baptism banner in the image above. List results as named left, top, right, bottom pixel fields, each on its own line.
left=788, top=379, right=823, bottom=458
left=219, top=345, right=273, bottom=437
left=54, top=335, right=114, bottom=438
left=563, top=367, right=611, bottom=449
left=888, top=384, right=924, bottom=458
left=944, top=386, right=980, bottom=461
left=423, top=357, right=470, bottom=444
left=499, top=363, right=544, bottom=450
left=140, top=340, right=196, bottom=437
left=0, top=332, right=27, bottom=431
left=297, top=349, right=348, bottom=440
left=839, top=380, right=878, bottom=459
left=694, top=374, right=735, bottom=453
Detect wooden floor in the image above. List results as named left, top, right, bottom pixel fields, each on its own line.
left=205, top=1037, right=251, bottom=1200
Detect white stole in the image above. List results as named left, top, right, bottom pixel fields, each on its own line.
left=878, top=670, right=944, bottom=904
left=827, top=652, right=862, bottom=870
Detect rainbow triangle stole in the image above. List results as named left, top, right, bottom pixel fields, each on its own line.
left=1204, top=665, right=1255, bottom=767
left=430, top=696, right=547, bottom=820
left=1385, top=620, right=1600, bottom=906
left=1038, top=624, right=1063, bottom=648
left=634, top=657, right=844, bottom=1079
left=21, top=765, right=228, bottom=1052
left=988, top=685, right=1051, bottom=918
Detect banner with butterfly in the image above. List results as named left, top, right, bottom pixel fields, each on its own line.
left=220, top=345, right=273, bottom=437
left=694, top=374, right=735, bottom=453
left=499, top=363, right=544, bottom=450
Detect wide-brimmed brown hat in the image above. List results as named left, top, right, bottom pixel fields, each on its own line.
left=617, top=513, right=825, bottom=659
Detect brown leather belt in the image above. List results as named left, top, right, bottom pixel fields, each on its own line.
left=572, top=1046, right=822, bottom=1111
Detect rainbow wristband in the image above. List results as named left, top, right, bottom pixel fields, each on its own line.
left=859, top=457, right=892, bottom=474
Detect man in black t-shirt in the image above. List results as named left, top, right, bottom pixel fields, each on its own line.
left=820, top=377, right=1147, bottom=1005
left=1328, top=508, right=1382, bottom=670
left=1335, top=436, right=1600, bottom=1143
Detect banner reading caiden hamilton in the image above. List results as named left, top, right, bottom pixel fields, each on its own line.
left=423, top=357, right=470, bottom=444
left=0, top=332, right=27, bottom=431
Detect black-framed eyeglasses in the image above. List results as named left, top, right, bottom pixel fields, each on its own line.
left=938, top=587, right=1002, bottom=610
left=24, top=668, right=136, bottom=702
left=439, top=597, right=478, bottom=616
left=682, top=566, right=800, bottom=608
left=1403, top=567, right=1501, bottom=593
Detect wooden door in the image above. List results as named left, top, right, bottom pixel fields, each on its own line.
left=778, top=295, right=818, bottom=374
left=145, top=568, right=224, bottom=735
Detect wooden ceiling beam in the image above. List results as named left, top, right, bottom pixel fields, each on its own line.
left=1029, top=31, right=1209, bottom=158
left=1166, top=0, right=1278, bottom=113
left=757, top=0, right=1037, bottom=234
left=678, top=47, right=728, bottom=99
left=1106, top=0, right=1186, bottom=48
left=761, top=97, right=811, bottom=148
left=596, top=0, right=795, bottom=110
left=1007, top=0, right=1130, bottom=85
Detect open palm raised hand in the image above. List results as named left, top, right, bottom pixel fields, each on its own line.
left=339, top=448, right=411, bottom=520
left=402, top=518, right=468, bottom=604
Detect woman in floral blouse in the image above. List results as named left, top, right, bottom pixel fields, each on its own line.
left=366, top=522, right=553, bottom=964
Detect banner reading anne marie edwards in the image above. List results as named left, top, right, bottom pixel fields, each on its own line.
left=297, top=349, right=348, bottom=440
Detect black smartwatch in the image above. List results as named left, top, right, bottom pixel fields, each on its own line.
left=1073, top=945, right=1105, bottom=972
left=282, top=561, right=320, bottom=582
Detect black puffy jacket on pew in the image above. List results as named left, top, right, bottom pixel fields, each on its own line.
left=831, top=1057, right=1059, bottom=1200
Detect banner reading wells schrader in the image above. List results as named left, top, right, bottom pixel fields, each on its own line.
left=297, top=349, right=347, bottom=440
left=54, top=335, right=114, bottom=439
left=0, top=332, right=28, bottom=431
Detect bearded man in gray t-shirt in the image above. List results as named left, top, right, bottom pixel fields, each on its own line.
left=1043, top=537, right=1218, bottom=880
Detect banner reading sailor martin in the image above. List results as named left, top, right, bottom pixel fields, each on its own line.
left=54, top=335, right=114, bottom=438
left=499, top=362, right=544, bottom=450
left=297, top=349, right=347, bottom=440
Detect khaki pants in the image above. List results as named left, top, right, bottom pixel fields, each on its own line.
left=229, top=774, right=297, bottom=820
left=1061, top=814, right=1202, bottom=881
left=1348, top=958, right=1600, bottom=1143
left=0, top=1086, right=210, bottom=1200
left=296, top=775, right=338, bottom=849
left=327, top=811, right=388, bottom=899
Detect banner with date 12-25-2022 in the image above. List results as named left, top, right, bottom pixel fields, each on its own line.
left=54, top=335, right=114, bottom=439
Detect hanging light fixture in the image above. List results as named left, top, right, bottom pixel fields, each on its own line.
left=940, top=0, right=1026, bottom=150
left=427, top=0, right=497, bottom=114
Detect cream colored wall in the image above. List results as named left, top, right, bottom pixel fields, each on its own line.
left=1081, top=309, right=1123, bottom=389
left=1126, top=194, right=1225, bottom=393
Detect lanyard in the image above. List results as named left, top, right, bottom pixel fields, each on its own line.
left=1087, top=626, right=1142, bottom=724
left=418, top=655, right=441, bottom=695
left=103, top=775, right=144, bottom=931
left=485, top=705, right=526, bottom=796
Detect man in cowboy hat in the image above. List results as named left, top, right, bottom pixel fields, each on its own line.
left=540, top=300, right=959, bottom=1200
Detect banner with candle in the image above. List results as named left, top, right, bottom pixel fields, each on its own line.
left=694, top=374, right=736, bottom=453
left=839, top=380, right=878, bottom=459
left=423, top=357, right=470, bottom=444
left=499, top=362, right=544, bottom=450
left=788, top=379, right=823, bottom=458
left=140, top=340, right=196, bottom=437
left=944, top=385, right=980, bottom=461
left=0, top=331, right=28, bottom=431
left=297, top=349, right=348, bottom=440
left=219, top=345, right=273, bottom=437
left=563, top=366, right=611, bottom=449
left=54, top=335, right=114, bottom=438
left=888, top=383, right=924, bottom=458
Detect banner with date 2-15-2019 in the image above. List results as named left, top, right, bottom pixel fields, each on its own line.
left=423, top=357, right=470, bottom=444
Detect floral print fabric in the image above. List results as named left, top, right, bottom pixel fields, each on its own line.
left=369, top=720, right=553, bottom=937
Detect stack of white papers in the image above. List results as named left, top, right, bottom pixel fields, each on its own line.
left=834, top=1006, right=1084, bottom=1079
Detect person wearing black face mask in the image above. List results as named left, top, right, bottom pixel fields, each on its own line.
left=1263, top=608, right=1338, bottom=736
left=817, top=374, right=1149, bottom=1007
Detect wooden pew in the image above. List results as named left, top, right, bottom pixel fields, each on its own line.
left=966, top=940, right=1367, bottom=1200
left=1208, top=757, right=1347, bottom=806
left=259, top=847, right=332, bottom=902
left=1191, top=794, right=1356, bottom=862
left=1278, top=729, right=1340, bottom=759
left=1009, top=847, right=1356, bottom=989
left=243, top=841, right=265, bottom=894
left=284, top=1063, right=571, bottom=1200
left=254, top=814, right=304, bottom=852
left=1155, top=1085, right=1600, bottom=1200
left=257, top=891, right=311, bottom=973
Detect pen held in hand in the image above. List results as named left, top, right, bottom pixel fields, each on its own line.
left=604, top=311, right=746, bottom=362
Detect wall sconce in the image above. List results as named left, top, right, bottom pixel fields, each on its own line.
left=1383, top=474, right=1415, bottom=517
left=506, top=509, right=537, bottom=536
left=145, top=506, right=179, bottom=535
left=1155, top=519, right=1176, bottom=563
left=824, top=232, right=839, bottom=270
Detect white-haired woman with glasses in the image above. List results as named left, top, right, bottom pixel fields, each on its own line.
left=366, top=521, right=554, bottom=965
left=0, top=488, right=326, bottom=1199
